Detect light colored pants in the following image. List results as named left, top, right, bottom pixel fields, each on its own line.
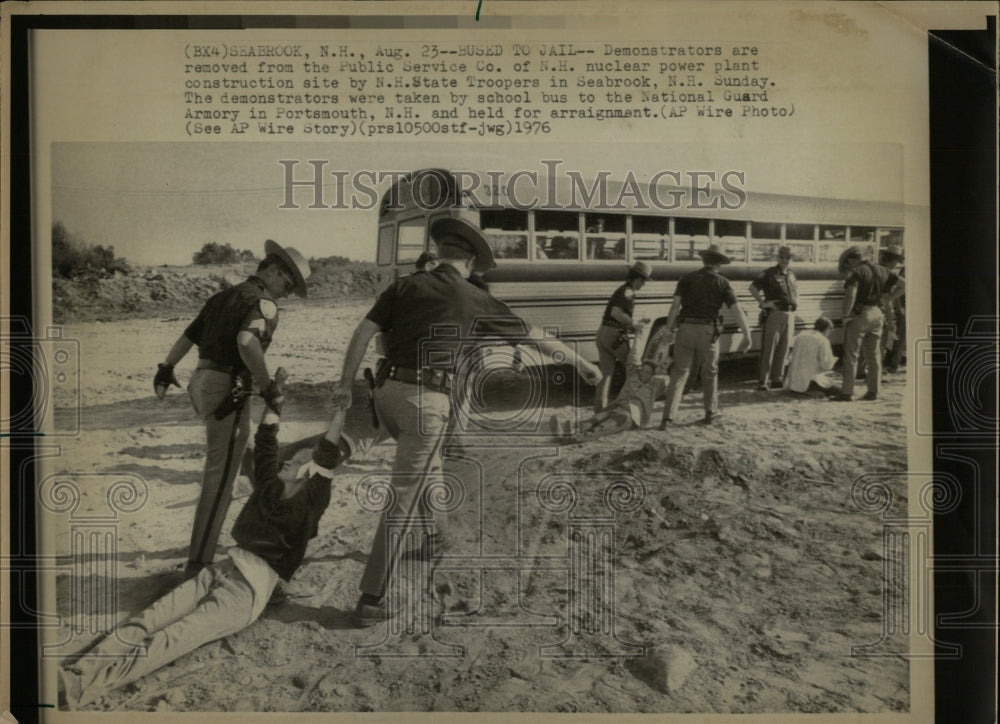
left=187, top=368, right=252, bottom=566
left=360, top=379, right=451, bottom=598
left=662, top=322, right=720, bottom=419
left=759, top=309, right=793, bottom=385
left=70, top=559, right=259, bottom=704
left=842, top=306, right=884, bottom=396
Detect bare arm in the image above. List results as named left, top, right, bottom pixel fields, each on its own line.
left=841, top=285, right=859, bottom=319
left=609, top=306, right=635, bottom=327
left=332, top=318, right=381, bottom=407
left=163, top=333, right=194, bottom=366
left=339, top=318, right=380, bottom=387
left=237, top=331, right=271, bottom=392
left=731, top=303, right=753, bottom=352
left=664, top=295, right=682, bottom=331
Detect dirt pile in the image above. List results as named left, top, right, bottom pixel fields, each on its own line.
left=52, top=261, right=380, bottom=323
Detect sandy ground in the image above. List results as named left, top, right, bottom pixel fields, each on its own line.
left=49, top=297, right=909, bottom=713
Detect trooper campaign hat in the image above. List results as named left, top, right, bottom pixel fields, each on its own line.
left=430, top=217, right=496, bottom=273
left=697, top=243, right=731, bottom=265
left=264, top=239, right=311, bottom=298
left=837, top=245, right=864, bottom=275
left=627, top=260, right=653, bottom=279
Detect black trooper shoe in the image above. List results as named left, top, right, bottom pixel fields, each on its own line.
left=353, top=593, right=386, bottom=628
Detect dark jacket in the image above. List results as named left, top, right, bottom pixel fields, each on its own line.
left=184, top=276, right=278, bottom=370
left=230, top=423, right=346, bottom=581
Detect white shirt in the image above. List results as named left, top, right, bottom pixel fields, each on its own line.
left=784, top=330, right=837, bottom=392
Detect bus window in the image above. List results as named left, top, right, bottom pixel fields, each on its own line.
left=673, top=217, right=710, bottom=261
left=397, top=217, right=426, bottom=264
left=714, top=219, right=748, bottom=262
left=377, top=225, right=395, bottom=266
left=878, top=228, right=903, bottom=248
left=849, top=226, right=876, bottom=242
left=535, top=210, right=580, bottom=260
left=784, top=223, right=816, bottom=262
left=849, top=226, right=877, bottom=260
left=585, top=214, right=625, bottom=261
left=631, top=215, right=670, bottom=260
left=817, top=225, right=847, bottom=262
left=750, top=221, right=782, bottom=261
left=784, top=243, right=814, bottom=262
left=480, top=209, right=528, bottom=260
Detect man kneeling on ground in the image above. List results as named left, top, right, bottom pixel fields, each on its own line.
left=59, top=370, right=354, bottom=710
left=783, top=316, right=842, bottom=397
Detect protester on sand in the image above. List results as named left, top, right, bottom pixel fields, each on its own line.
left=60, top=372, right=353, bottom=710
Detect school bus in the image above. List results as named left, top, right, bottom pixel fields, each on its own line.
left=374, top=168, right=904, bottom=361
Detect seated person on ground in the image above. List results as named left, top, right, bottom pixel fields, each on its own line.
left=551, top=359, right=668, bottom=444
left=784, top=316, right=841, bottom=397
left=59, top=372, right=355, bottom=710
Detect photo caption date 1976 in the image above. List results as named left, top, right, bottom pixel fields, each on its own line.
left=181, top=41, right=794, bottom=137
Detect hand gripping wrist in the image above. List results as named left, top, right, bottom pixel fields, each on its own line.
left=263, top=379, right=284, bottom=414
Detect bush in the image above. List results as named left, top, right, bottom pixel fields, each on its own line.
left=192, top=242, right=257, bottom=265
left=311, top=254, right=353, bottom=267
left=52, top=221, right=131, bottom=278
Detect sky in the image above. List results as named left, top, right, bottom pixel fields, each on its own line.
left=51, top=141, right=904, bottom=266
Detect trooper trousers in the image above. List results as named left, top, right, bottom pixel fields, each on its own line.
left=842, top=306, right=884, bottom=397
left=662, top=322, right=721, bottom=419
left=359, top=379, right=451, bottom=599
left=758, top=309, right=794, bottom=385
left=187, top=368, right=253, bottom=566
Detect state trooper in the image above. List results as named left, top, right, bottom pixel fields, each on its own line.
left=749, top=244, right=798, bottom=391
left=837, top=245, right=903, bottom=401
left=658, top=243, right=752, bottom=426
left=594, top=260, right=653, bottom=412
left=154, top=240, right=312, bottom=576
left=331, top=217, right=601, bottom=627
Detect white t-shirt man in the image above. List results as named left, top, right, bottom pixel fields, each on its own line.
left=784, top=328, right=837, bottom=392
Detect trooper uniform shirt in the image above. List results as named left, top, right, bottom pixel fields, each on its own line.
left=844, top=262, right=899, bottom=314
left=184, top=276, right=279, bottom=368
left=365, top=263, right=527, bottom=370
left=675, top=267, right=738, bottom=319
left=600, top=283, right=635, bottom=328
left=751, top=265, right=798, bottom=311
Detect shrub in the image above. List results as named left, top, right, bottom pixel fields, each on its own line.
left=192, top=242, right=257, bottom=265
left=52, top=221, right=131, bottom=278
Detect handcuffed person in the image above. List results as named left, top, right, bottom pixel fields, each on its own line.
left=60, top=371, right=353, bottom=710
left=154, top=240, right=311, bottom=577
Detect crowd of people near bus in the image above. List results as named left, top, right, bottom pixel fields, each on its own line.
left=60, top=219, right=904, bottom=708
left=550, top=238, right=905, bottom=443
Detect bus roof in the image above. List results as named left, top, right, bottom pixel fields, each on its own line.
left=381, top=169, right=905, bottom=227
